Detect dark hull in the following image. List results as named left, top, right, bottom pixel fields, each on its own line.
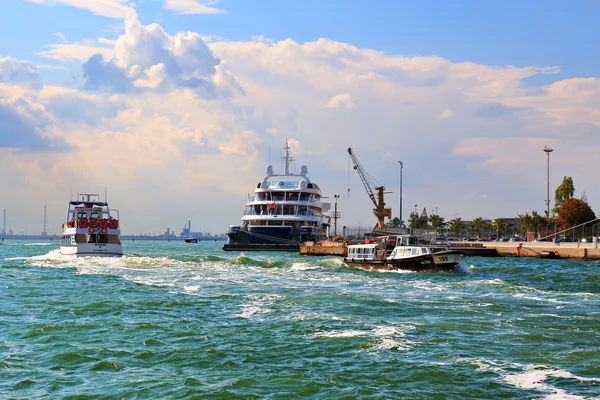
left=225, top=225, right=305, bottom=251
left=344, top=252, right=461, bottom=272
left=223, top=243, right=299, bottom=252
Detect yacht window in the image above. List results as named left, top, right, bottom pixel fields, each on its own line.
left=421, top=248, right=428, bottom=254
left=411, top=248, right=419, bottom=255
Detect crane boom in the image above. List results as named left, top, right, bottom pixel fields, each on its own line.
left=347, top=147, right=392, bottom=230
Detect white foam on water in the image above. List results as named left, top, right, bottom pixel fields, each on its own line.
left=378, top=269, right=414, bottom=275
left=314, top=329, right=367, bottom=338
left=236, top=293, right=285, bottom=319
left=313, top=324, right=419, bottom=351
left=290, top=262, right=321, bottom=271
left=512, top=293, right=571, bottom=305
left=455, top=263, right=473, bottom=274
left=503, top=365, right=600, bottom=400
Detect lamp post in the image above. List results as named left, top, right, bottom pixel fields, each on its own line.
left=398, top=160, right=403, bottom=232
left=544, top=146, right=553, bottom=218
left=333, top=195, right=341, bottom=236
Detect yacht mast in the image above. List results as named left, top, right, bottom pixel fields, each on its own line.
left=281, top=139, right=294, bottom=175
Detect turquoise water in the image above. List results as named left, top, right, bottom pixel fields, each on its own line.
left=1, top=240, right=599, bottom=399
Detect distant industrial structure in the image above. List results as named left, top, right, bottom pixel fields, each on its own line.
left=157, top=220, right=225, bottom=241
left=42, top=204, right=48, bottom=236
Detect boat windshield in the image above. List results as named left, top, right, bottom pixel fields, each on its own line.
left=430, top=247, right=447, bottom=253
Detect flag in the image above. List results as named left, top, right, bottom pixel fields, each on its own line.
left=267, top=202, right=276, bottom=209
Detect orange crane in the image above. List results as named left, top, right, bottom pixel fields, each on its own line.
left=347, top=147, right=392, bottom=230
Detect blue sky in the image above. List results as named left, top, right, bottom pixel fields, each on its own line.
left=4, top=0, right=599, bottom=77
left=1, top=0, right=600, bottom=235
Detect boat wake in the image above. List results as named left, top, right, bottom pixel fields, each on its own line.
left=454, top=263, right=474, bottom=274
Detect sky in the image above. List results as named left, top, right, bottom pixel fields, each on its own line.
left=1, top=0, right=600, bottom=236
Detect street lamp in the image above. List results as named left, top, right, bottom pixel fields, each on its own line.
left=544, top=146, right=553, bottom=218
left=333, top=194, right=341, bottom=236
left=398, top=160, right=403, bottom=232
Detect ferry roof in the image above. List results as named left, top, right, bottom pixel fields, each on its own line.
left=69, top=201, right=108, bottom=207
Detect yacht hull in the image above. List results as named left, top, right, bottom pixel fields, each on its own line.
left=60, top=243, right=123, bottom=257
left=224, top=226, right=300, bottom=251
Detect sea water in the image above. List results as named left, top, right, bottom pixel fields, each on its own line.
left=1, top=240, right=599, bottom=399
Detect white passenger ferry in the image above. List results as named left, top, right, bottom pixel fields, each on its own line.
left=344, top=235, right=463, bottom=272
left=60, top=193, right=123, bottom=257
left=224, top=141, right=332, bottom=251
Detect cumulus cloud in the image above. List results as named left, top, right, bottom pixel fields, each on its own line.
left=5, top=17, right=600, bottom=232
left=440, top=108, right=453, bottom=118
left=79, top=15, right=231, bottom=96
left=326, top=93, right=356, bottom=109
left=25, top=0, right=134, bottom=19
left=39, top=86, right=122, bottom=125
left=163, top=0, right=227, bottom=14
left=0, top=96, right=72, bottom=153
left=0, top=57, right=42, bottom=89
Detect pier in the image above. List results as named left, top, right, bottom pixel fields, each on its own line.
left=478, top=241, right=600, bottom=260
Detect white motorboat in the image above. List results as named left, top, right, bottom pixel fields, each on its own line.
left=60, top=193, right=123, bottom=257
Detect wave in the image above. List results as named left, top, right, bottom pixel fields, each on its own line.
left=503, top=364, right=600, bottom=399
left=313, top=324, right=419, bottom=351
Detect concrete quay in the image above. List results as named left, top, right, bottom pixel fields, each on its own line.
left=455, top=241, right=600, bottom=260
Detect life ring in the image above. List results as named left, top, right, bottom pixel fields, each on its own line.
left=100, top=227, right=108, bottom=234
left=109, top=219, right=118, bottom=229
left=89, top=219, right=98, bottom=228
left=99, top=219, right=108, bottom=228
left=79, top=218, right=89, bottom=228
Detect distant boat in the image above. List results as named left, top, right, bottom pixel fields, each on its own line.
left=184, top=237, right=198, bottom=243
left=223, top=140, right=332, bottom=251
left=60, top=193, right=123, bottom=257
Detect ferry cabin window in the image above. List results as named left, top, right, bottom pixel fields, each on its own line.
left=411, top=248, right=419, bottom=255
left=421, top=248, right=428, bottom=254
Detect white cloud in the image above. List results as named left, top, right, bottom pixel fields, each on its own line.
left=78, top=14, right=229, bottom=95
left=55, top=32, right=66, bottom=43
left=0, top=56, right=42, bottom=89
left=25, top=0, right=135, bottom=19
left=4, top=25, right=600, bottom=234
left=440, top=108, right=453, bottom=118
left=326, top=93, right=356, bottom=109
left=38, top=41, right=114, bottom=62
left=163, top=0, right=227, bottom=14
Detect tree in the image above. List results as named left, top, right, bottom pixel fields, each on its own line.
left=516, top=211, right=547, bottom=237
left=469, top=217, right=487, bottom=238
left=428, top=214, right=446, bottom=231
left=515, top=213, right=533, bottom=237
left=407, top=211, right=421, bottom=230
left=492, top=218, right=507, bottom=238
left=553, top=176, right=575, bottom=216
left=448, top=217, right=464, bottom=237
left=530, top=211, right=547, bottom=237
left=557, top=198, right=596, bottom=232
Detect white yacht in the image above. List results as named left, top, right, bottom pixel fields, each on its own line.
left=224, top=141, right=332, bottom=251
left=60, top=193, right=123, bottom=257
